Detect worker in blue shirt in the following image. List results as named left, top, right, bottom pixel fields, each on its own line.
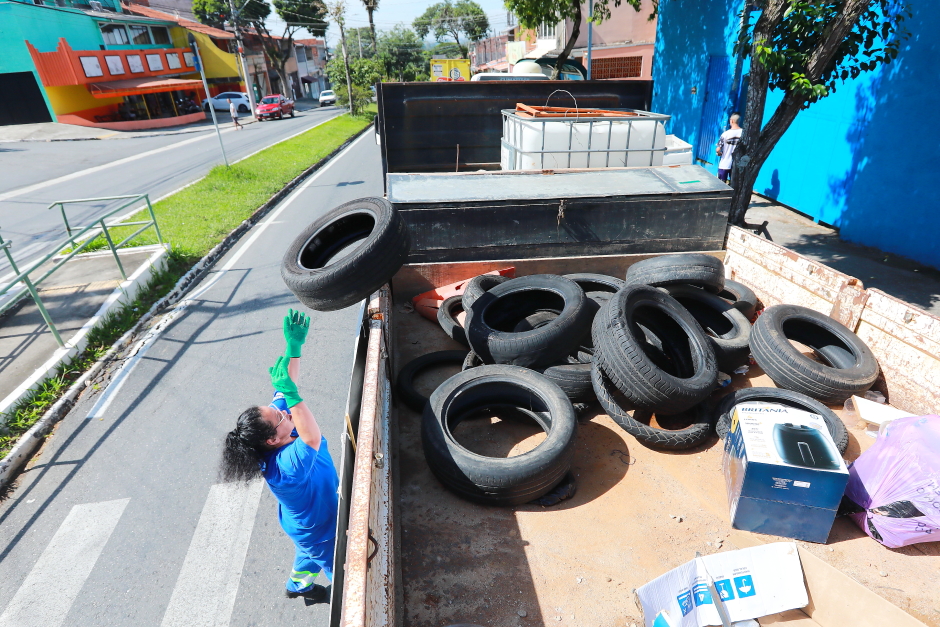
left=220, top=309, right=338, bottom=603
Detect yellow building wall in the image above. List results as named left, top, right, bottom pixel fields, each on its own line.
left=45, top=84, right=122, bottom=115
left=170, top=27, right=241, bottom=80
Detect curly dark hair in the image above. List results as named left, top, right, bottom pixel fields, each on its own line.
left=220, top=406, right=276, bottom=483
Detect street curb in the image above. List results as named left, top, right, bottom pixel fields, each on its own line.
left=0, top=106, right=330, bottom=143
left=0, top=121, right=372, bottom=492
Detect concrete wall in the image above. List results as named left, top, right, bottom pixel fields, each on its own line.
left=569, top=0, right=657, bottom=48
left=652, top=0, right=940, bottom=269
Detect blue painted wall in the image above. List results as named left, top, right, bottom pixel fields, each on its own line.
left=652, top=1, right=940, bottom=269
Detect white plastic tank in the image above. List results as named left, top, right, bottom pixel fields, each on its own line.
left=501, top=114, right=667, bottom=170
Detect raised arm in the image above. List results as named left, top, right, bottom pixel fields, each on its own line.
left=270, top=356, right=321, bottom=450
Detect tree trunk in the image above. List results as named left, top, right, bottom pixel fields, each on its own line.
left=551, top=0, right=581, bottom=80
left=729, top=0, right=870, bottom=225
left=367, top=5, right=377, bottom=55
left=338, top=21, right=355, bottom=115
left=727, top=0, right=788, bottom=225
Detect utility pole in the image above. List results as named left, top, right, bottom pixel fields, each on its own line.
left=189, top=34, right=229, bottom=166
left=586, top=0, right=593, bottom=79
left=327, top=0, right=355, bottom=116
left=229, top=0, right=257, bottom=115
left=357, top=28, right=362, bottom=58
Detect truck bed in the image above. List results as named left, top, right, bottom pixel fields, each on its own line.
left=337, top=227, right=940, bottom=627
left=392, top=295, right=938, bottom=627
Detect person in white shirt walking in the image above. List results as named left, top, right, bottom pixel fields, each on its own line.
left=228, top=98, right=243, bottom=130
left=716, top=112, right=742, bottom=184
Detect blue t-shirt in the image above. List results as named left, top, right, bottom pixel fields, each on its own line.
left=261, top=392, right=339, bottom=551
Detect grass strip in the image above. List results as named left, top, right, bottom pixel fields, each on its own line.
left=1, top=111, right=372, bottom=461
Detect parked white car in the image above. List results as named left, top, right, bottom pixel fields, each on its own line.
left=319, top=90, right=336, bottom=106
left=202, top=92, right=252, bottom=114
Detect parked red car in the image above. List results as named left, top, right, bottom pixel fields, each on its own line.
left=255, top=94, right=295, bottom=121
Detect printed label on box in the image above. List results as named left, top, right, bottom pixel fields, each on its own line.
left=636, top=542, right=807, bottom=627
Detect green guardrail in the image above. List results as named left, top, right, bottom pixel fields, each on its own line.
left=0, top=194, right=163, bottom=348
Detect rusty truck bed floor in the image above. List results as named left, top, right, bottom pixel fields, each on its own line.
left=392, top=306, right=940, bottom=627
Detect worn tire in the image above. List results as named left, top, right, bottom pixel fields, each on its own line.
left=665, top=285, right=751, bottom=373
left=462, top=350, right=485, bottom=370
left=592, top=366, right=713, bottom=449
left=512, top=311, right=594, bottom=401
left=713, top=387, right=848, bottom=454
left=592, top=284, right=718, bottom=415
left=397, top=350, right=469, bottom=412
left=562, top=273, right=626, bottom=295
left=462, top=274, right=512, bottom=310
left=540, top=360, right=594, bottom=401
left=421, top=365, right=577, bottom=506
left=438, top=295, right=468, bottom=347
left=281, top=197, right=409, bottom=311
left=751, top=305, right=879, bottom=403
left=718, top=279, right=759, bottom=319
left=466, top=275, right=591, bottom=369
left=625, top=253, right=725, bottom=293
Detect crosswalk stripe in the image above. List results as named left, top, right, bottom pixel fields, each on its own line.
left=160, top=481, right=264, bottom=627
left=0, top=498, right=129, bottom=627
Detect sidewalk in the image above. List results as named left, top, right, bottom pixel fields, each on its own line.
left=0, top=100, right=326, bottom=143
left=0, top=246, right=168, bottom=414
left=746, top=194, right=940, bottom=314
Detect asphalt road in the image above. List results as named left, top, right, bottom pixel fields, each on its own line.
left=0, top=131, right=383, bottom=626
left=0, top=105, right=344, bottom=279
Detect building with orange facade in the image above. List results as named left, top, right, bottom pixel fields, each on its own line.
left=0, top=0, right=244, bottom=129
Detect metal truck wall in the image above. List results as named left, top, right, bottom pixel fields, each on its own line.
left=387, top=166, right=731, bottom=263
left=376, top=80, right=654, bottom=176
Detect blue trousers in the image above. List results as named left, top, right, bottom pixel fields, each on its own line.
left=286, top=535, right=336, bottom=593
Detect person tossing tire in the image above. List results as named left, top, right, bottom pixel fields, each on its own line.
left=220, top=309, right=338, bottom=603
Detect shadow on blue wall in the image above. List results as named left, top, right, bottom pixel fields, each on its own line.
left=763, top=169, right=781, bottom=199
left=652, top=0, right=744, bottom=158
left=834, top=4, right=940, bottom=269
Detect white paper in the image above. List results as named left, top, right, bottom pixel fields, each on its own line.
left=636, top=542, right=808, bottom=627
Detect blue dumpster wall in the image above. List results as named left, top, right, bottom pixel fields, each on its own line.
left=652, top=1, right=940, bottom=269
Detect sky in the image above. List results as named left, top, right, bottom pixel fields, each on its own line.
left=266, top=0, right=517, bottom=49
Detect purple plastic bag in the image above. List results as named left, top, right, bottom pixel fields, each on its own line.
left=843, top=415, right=940, bottom=548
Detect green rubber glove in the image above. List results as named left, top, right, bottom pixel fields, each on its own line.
left=283, top=308, right=310, bottom=359
left=269, top=356, right=303, bottom=408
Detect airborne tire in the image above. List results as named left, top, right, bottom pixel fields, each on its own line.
left=281, top=197, right=409, bottom=311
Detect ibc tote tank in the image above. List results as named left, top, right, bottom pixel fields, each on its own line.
left=500, top=108, right=670, bottom=170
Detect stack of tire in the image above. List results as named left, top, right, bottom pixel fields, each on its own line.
left=411, top=273, right=621, bottom=506
left=590, top=254, right=754, bottom=450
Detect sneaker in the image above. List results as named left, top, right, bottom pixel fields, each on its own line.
left=285, top=584, right=329, bottom=603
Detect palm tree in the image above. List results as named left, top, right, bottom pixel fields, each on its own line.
left=363, top=0, right=379, bottom=54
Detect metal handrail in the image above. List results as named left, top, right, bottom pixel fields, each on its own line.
left=0, top=194, right=164, bottom=348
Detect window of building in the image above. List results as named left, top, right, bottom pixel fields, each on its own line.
left=129, top=25, right=152, bottom=45
left=183, top=52, right=195, bottom=67
left=127, top=54, right=145, bottom=73
left=100, top=24, right=129, bottom=46
left=79, top=56, right=104, bottom=77
left=150, top=26, right=171, bottom=45
left=105, top=55, right=125, bottom=75
left=591, top=55, right=643, bottom=79
left=146, top=53, right=164, bottom=71
left=166, top=52, right=181, bottom=69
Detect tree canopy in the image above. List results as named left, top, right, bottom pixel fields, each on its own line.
left=193, top=0, right=327, bottom=96
left=413, top=0, right=489, bottom=58
left=506, top=0, right=643, bottom=78
left=377, top=26, right=428, bottom=81
left=728, top=0, right=910, bottom=225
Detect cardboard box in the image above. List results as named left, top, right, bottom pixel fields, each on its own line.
left=723, top=404, right=849, bottom=543
left=636, top=542, right=808, bottom=627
